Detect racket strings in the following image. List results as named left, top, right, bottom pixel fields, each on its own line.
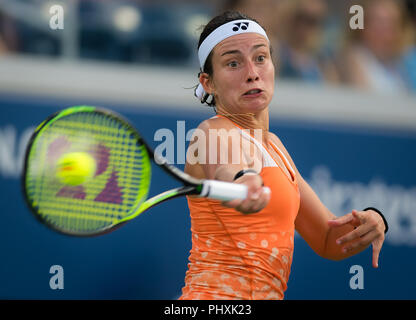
left=25, top=110, right=151, bottom=234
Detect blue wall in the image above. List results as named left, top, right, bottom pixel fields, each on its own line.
left=1, top=94, right=415, bottom=299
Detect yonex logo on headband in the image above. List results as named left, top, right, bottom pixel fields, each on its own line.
left=232, top=22, right=249, bottom=32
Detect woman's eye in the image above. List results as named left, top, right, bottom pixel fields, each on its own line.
left=257, top=55, right=266, bottom=62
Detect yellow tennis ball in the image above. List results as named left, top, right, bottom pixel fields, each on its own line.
left=56, top=152, right=97, bottom=186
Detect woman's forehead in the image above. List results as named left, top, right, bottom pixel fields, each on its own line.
left=213, top=33, right=269, bottom=56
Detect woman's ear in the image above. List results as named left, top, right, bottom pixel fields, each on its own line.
left=199, top=72, right=214, bottom=95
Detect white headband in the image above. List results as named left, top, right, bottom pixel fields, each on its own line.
left=195, top=19, right=269, bottom=102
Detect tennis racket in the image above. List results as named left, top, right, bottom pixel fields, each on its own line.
left=22, top=106, right=248, bottom=236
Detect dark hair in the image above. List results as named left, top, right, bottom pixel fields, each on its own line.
left=197, top=11, right=263, bottom=107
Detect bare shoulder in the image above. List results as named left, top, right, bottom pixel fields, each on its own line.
left=185, top=116, right=236, bottom=179
left=190, top=116, right=240, bottom=143
left=197, top=116, right=235, bottom=131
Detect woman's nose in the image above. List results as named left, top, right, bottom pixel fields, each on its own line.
left=246, top=61, right=260, bottom=82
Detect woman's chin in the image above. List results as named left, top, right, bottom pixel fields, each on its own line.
left=240, top=98, right=269, bottom=113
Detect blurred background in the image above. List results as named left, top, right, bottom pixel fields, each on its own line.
left=1, top=0, right=416, bottom=299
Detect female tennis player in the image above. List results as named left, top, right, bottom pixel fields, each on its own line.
left=179, top=11, right=387, bottom=300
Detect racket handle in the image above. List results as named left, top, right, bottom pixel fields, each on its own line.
left=200, top=180, right=248, bottom=201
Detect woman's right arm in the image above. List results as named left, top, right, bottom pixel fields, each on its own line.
left=185, top=118, right=270, bottom=213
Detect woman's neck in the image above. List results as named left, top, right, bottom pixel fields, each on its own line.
left=216, top=105, right=269, bottom=130
left=215, top=105, right=270, bottom=145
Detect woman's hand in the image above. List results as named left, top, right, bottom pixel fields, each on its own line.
left=222, top=173, right=271, bottom=214
left=328, top=209, right=386, bottom=268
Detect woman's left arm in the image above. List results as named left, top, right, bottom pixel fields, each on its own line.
left=270, top=134, right=386, bottom=268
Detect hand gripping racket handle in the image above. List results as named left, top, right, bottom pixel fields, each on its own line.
left=200, top=180, right=248, bottom=201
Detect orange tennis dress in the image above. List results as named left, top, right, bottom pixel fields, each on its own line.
left=179, top=118, right=300, bottom=300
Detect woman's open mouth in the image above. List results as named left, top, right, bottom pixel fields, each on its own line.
left=243, top=88, right=263, bottom=97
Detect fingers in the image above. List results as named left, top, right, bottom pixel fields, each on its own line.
left=236, top=186, right=271, bottom=214
left=339, top=229, right=378, bottom=254
left=334, top=211, right=385, bottom=268
left=351, top=209, right=367, bottom=223
left=339, top=230, right=383, bottom=268
left=336, top=220, right=374, bottom=246
left=372, top=238, right=384, bottom=268
left=222, top=186, right=270, bottom=214
left=327, top=212, right=357, bottom=228
left=222, top=173, right=271, bottom=214
left=328, top=210, right=363, bottom=229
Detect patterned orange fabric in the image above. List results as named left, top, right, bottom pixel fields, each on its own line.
left=179, top=121, right=300, bottom=300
